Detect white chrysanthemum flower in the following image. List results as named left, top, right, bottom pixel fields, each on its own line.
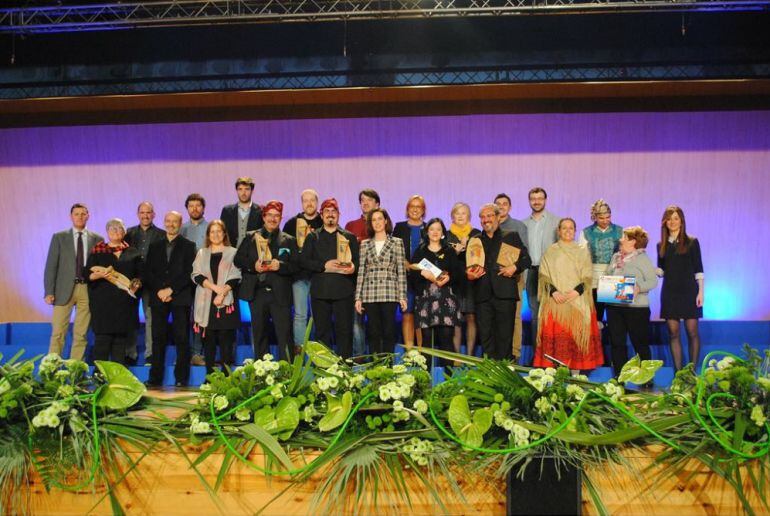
left=328, top=376, right=339, bottom=389
left=413, top=399, right=428, bottom=414
left=263, top=353, right=274, bottom=361
left=379, top=385, right=391, bottom=402
left=265, top=375, right=275, bottom=386
left=566, top=384, right=585, bottom=401
left=235, top=408, right=251, bottom=421
left=393, top=364, right=407, bottom=374
left=392, top=400, right=404, bottom=412
left=270, top=385, right=283, bottom=400
left=502, top=419, right=514, bottom=431
left=199, top=383, right=212, bottom=392
left=535, top=397, right=552, bottom=415
left=213, top=395, right=229, bottom=411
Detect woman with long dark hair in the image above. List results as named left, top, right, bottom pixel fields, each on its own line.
left=657, top=205, right=704, bottom=370
left=355, top=208, right=408, bottom=355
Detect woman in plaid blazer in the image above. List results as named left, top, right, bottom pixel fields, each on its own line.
left=355, top=208, right=408, bottom=355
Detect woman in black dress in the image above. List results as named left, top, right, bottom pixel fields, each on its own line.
left=191, top=220, right=242, bottom=375
left=446, top=202, right=481, bottom=358
left=87, top=218, right=143, bottom=364
left=410, top=218, right=463, bottom=368
left=657, top=205, right=704, bottom=370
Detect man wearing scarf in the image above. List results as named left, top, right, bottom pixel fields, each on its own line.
left=235, top=200, right=298, bottom=360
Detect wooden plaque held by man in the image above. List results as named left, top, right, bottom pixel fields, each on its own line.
left=255, top=233, right=273, bottom=264
left=337, top=232, right=352, bottom=266
left=296, top=218, right=310, bottom=249
left=466, top=237, right=485, bottom=269
left=497, top=242, right=521, bottom=268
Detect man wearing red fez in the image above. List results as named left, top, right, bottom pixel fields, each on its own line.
left=300, top=198, right=360, bottom=358
left=235, top=200, right=298, bottom=360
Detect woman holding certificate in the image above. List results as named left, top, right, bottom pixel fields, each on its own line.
left=446, top=202, right=482, bottom=358
left=657, top=205, right=704, bottom=370
left=355, top=209, right=408, bottom=355
left=604, top=226, right=658, bottom=376
left=87, top=218, right=143, bottom=365
left=410, top=218, right=463, bottom=367
left=532, top=218, right=604, bottom=372
left=192, top=220, right=242, bottom=375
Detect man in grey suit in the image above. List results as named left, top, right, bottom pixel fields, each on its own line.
left=522, top=187, right=560, bottom=358
left=44, top=203, right=104, bottom=359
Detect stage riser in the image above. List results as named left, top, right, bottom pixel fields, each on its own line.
left=24, top=448, right=764, bottom=516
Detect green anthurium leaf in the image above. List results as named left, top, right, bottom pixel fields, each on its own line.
left=94, top=360, right=146, bottom=410
left=274, top=397, right=300, bottom=437
left=448, top=395, right=472, bottom=434
left=253, top=406, right=277, bottom=431
left=473, top=407, right=493, bottom=434
left=318, top=391, right=352, bottom=432
left=304, top=341, right=340, bottom=369
left=618, top=355, right=664, bottom=385
left=448, top=395, right=492, bottom=448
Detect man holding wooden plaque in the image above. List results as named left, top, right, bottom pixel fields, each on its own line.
left=300, top=198, right=360, bottom=358
left=466, top=203, right=531, bottom=361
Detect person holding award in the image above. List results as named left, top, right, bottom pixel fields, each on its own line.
left=446, top=202, right=481, bottom=358
left=657, top=205, right=704, bottom=370
left=532, top=218, right=604, bottom=371
left=192, top=219, right=242, bottom=375
left=466, top=204, right=531, bottom=361
left=604, top=226, right=658, bottom=376
left=301, top=198, right=360, bottom=358
left=86, top=218, right=143, bottom=365
left=410, top=218, right=463, bottom=367
left=235, top=200, right=299, bottom=360
left=355, top=208, right=408, bottom=355
left=393, top=195, right=428, bottom=349
left=283, top=189, right=323, bottom=351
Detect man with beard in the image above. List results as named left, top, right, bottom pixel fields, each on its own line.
left=301, top=198, right=360, bottom=358
left=283, top=189, right=323, bottom=350
left=466, top=204, right=531, bottom=360
left=125, top=201, right=166, bottom=366
left=220, top=176, right=263, bottom=248
left=235, top=201, right=298, bottom=360
left=522, top=187, right=560, bottom=355
left=181, top=193, right=208, bottom=365
left=143, top=211, right=197, bottom=387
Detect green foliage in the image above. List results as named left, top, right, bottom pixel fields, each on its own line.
left=618, top=355, right=663, bottom=385
left=317, top=391, right=352, bottom=432
left=94, top=360, right=146, bottom=410
left=447, top=395, right=492, bottom=448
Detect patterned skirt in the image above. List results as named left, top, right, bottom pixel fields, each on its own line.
left=533, top=310, right=604, bottom=370
left=415, top=284, right=463, bottom=329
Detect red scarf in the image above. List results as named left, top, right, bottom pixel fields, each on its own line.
left=92, top=241, right=130, bottom=254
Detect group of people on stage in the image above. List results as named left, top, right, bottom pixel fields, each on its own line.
left=44, top=177, right=705, bottom=386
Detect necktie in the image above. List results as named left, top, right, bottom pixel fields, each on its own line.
left=76, top=232, right=84, bottom=280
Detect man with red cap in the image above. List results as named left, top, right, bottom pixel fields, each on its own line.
left=235, top=200, right=299, bottom=360
left=300, top=198, right=360, bottom=358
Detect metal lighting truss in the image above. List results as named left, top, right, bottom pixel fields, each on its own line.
left=1, top=0, right=769, bottom=34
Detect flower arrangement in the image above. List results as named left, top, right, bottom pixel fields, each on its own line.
left=0, top=343, right=768, bottom=516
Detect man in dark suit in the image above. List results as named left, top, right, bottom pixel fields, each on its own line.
left=44, top=203, right=104, bottom=359
left=220, top=176, right=263, bottom=249
left=143, top=211, right=197, bottom=387
left=125, top=201, right=166, bottom=365
left=467, top=203, right=532, bottom=361
left=235, top=201, right=298, bottom=360
left=300, top=198, right=360, bottom=358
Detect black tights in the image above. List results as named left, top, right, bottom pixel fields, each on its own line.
left=203, top=329, right=235, bottom=375
left=666, top=318, right=700, bottom=370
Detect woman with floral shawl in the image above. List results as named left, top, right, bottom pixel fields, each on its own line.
left=533, top=218, right=604, bottom=371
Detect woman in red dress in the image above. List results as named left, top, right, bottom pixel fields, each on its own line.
left=533, top=218, right=604, bottom=372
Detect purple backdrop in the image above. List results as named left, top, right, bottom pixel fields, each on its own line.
left=1, top=110, right=769, bottom=322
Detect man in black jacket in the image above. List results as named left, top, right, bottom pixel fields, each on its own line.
left=143, top=211, right=197, bottom=387
left=300, top=198, right=360, bottom=358
left=235, top=200, right=298, bottom=360
left=220, top=176, right=263, bottom=248
left=125, top=201, right=166, bottom=365
left=467, top=203, right=531, bottom=361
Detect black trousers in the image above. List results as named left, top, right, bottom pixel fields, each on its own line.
left=311, top=295, right=354, bottom=358
left=203, top=329, right=235, bottom=375
left=424, top=325, right=455, bottom=368
left=592, top=288, right=608, bottom=323
left=606, top=305, right=652, bottom=375
left=93, top=332, right=129, bottom=365
left=249, top=288, right=292, bottom=360
left=364, top=302, right=398, bottom=355
left=476, top=297, right=516, bottom=360
left=150, top=303, right=191, bottom=385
